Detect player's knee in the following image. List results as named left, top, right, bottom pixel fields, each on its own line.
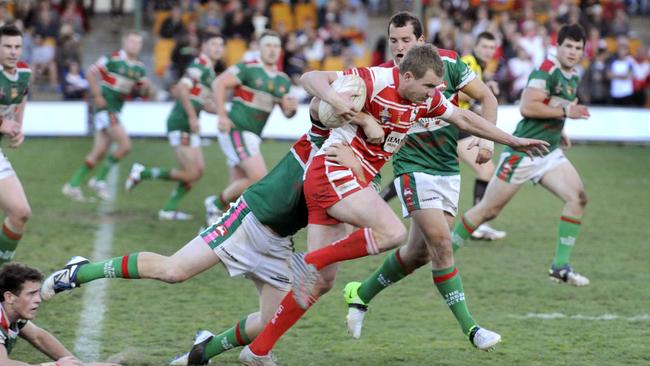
left=578, top=190, right=588, bottom=208
left=9, top=205, right=31, bottom=226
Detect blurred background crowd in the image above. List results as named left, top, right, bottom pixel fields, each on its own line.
left=3, top=0, right=649, bottom=107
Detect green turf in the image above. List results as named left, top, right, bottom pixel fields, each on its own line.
left=5, top=138, right=649, bottom=365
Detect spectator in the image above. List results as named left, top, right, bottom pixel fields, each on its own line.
left=323, top=22, right=350, bottom=57
left=632, top=44, right=650, bottom=105
left=518, top=20, right=545, bottom=67
left=14, top=0, right=36, bottom=30
left=198, top=0, right=223, bottom=34
left=302, top=26, right=324, bottom=67
left=60, top=0, right=84, bottom=36
left=159, top=6, right=186, bottom=39
left=608, top=39, right=636, bottom=105
left=371, top=36, right=386, bottom=66
left=62, top=59, right=89, bottom=100
left=340, top=0, right=368, bottom=37
left=581, top=48, right=611, bottom=105
left=170, top=33, right=199, bottom=81
left=221, top=0, right=254, bottom=42
left=507, top=46, right=535, bottom=101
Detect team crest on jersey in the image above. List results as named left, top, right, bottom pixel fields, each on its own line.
left=214, top=225, right=228, bottom=237
left=10, top=87, right=17, bottom=99
left=554, top=83, right=563, bottom=95
left=403, top=187, right=413, bottom=197
left=268, top=81, right=274, bottom=91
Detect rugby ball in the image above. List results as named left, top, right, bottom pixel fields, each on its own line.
left=318, top=75, right=366, bottom=128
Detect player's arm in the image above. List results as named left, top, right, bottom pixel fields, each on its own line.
left=520, top=87, right=589, bottom=120
left=213, top=70, right=241, bottom=132
left=87, top=57, right=107, bottom=109
left=308, top=96, right=383, bottom=144
left=17, top=322, right=74, bottom=363
left=7, top=98, right=27, bottom=148
left=177, top=76, right=200, bottom=133
left=459, top=77, right=499, bottom=157
left=325, top=142, right=366, bottom=183
left=279, top=94, right=298, bottom=118
left=300, top=71, right=359, bottom=121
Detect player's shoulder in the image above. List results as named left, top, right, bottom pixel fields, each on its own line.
left=538, top=58, right=560, bottom=74
left=17, top=61, right=31, bottom=74
left=437, top=48, right=460, bottom=62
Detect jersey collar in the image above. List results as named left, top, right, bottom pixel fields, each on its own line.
left=0, top=64, right=18, bottom=81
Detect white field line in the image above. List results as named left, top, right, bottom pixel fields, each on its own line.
left=73, top=166, right=119, bottom=361
left=511, top=313, right=650, bottom=322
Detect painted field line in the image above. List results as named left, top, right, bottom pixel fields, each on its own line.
left=73, top=166, right=119, bottom=361
left=511, top=313, right=650, bottom=322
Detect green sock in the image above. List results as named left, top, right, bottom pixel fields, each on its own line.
left=94, top=154, right=120, bottom=181
left=451, top=215, right=477, bottom=252
left=140, top=167, right=171, bottom=180
left=162, top=183, right=190, bottom=211
left=202, top=316, right=251, bottom=361
left=357, top=250, right=409, bottom=304
left=0, top=223, right=21, bottom=263
left=76, top=253, right=140, bottom=284
left=553, top=215, right=581, bottom=267
left=69, top=161, right=94, bottom=187
left=432, top=266, right=476, bottom=335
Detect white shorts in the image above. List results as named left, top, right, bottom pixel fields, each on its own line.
left=0, top=149, right=15, bottom=181
left=200, top=198, right=293, bottom=290
left=93, top=110, right=120, bottom=131
left=495, top=148, right=567, bottom=185
left=217, top=130, right=262, bottom=167
left=168, top=130, right=201, bottom=148
left=394, top=172, right=461, bottom=218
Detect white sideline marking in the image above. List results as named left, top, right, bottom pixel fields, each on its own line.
left=73, top=166, right=119, bottom=361
left=512, top=313, right=650, bottom=322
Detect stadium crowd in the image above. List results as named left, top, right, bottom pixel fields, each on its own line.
left=0, top=0, right=648, bottom=106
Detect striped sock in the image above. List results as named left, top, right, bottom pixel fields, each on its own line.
left=304, top=228, right=379, bottom=270
left=553, top=215, right=582, bottom=267
left=95, top=154, right=120, bottom=181
left=432, top=266, right=476, bottom=335
left=0, top=223, right=22, bottom=263
left=76, top=253, right=141, bottom=284
left=248, top=291, right=312, bottom=356
left=357, top=249, right=410, bottom=304
left=451, top=215, right=477, bottom=252
left=203, top=316, right=252, bottom=360
left=69, top=160, right=94, bottom=187
left=162, top=182, right=191, bottom=211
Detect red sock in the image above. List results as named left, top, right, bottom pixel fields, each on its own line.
left=304, top=228, right=379, bottom=270
left=249, top=291, right=311, bottom=356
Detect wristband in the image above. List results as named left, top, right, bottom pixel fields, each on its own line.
left=478, top=139, right=494, bottom=152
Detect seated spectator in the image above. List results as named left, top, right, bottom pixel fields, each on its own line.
left=323, top=22, right=350, bottom=57
left=221, top=0, right=254, bottom=42
left=198, top=0, right=223, bottom=34
left=62, top=60, right=89, bottom=100
left=159, top=5, right=185, bottom=39
left=170, top=33, right=199, bottom=81
left=340, top=0, right=368, bottom=37
left=60, top=0, right=84, bottom=36
left=31, top=34, right=59, bottom=91
left=631, top=44, right=649, bottom=106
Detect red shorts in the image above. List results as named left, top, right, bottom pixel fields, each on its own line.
left=303, top=155, right=367, bottom=225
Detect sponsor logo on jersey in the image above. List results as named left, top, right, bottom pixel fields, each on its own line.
left=403, top=187, right=413, bottom=197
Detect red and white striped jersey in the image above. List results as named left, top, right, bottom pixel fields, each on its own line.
left=317, top=66, right=455, bottom=181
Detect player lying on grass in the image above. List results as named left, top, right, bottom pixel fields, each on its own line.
left=0, top=263, right=117, bottom=366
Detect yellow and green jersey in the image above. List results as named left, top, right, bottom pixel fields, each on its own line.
left=227, top=61, right=292, bottom=136
left=506, top=57, right=581, bottom=154
left=459, top=53, right=483, bottom=110
left=90, top=50, right=146, bottom=113
left=167, top=55, right=217, bottom=132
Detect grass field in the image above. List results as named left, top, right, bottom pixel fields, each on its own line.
left=5, top=137, right=650, bottom=365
